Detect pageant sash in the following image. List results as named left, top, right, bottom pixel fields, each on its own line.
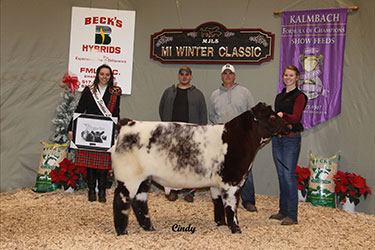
left=108, top=86, right=122, bottom=113
left=89, top=85, right=112, bottom=117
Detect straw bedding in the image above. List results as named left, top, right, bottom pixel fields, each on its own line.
left=1, top=188, right=374, bottom=249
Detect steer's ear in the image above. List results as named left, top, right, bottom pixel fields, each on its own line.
left=252, top=102, right=269, bottom=121
left=115, top=119, right=128, bottom=138
left=115, top=123, right=121, bottom=139
left=115, top=118, right=135, bottom=138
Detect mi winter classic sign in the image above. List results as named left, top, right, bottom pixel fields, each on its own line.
left=150, top=22, right=274, bottom=64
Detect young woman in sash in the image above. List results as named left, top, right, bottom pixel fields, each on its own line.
left=68, top=64, right=121, bottom=202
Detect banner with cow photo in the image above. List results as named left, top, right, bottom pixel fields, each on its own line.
left=68, top=7, right=136, bottom=95
left=279, top=8, right=348, bottom=129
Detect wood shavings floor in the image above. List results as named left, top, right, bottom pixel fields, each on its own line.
left=1, top=188, right=374, bottom=249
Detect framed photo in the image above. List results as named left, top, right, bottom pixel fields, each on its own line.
left=70, top=113, right=118, bottom=152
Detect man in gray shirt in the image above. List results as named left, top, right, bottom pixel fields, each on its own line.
left=209, top=63, right=257, bottom=212
left=159, top=66, right=207, bottom=202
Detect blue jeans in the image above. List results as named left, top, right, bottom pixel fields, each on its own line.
left=272, top=135, right=301, bottom=221
left=241, top=168, right=255, bottom=207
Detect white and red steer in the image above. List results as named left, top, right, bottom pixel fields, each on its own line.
left=111, top=102, right=289, bottom=235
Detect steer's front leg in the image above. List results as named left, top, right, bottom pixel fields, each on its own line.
left=131, top=179, right=155, bottom=231
left=210, top=187, right=226, bottom=226
left=221, top=187, right=241, bottom=234
left=113, top=181, right=131, bottom=235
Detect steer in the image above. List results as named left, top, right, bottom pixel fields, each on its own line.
left=112, top=102, right=290, bottom=235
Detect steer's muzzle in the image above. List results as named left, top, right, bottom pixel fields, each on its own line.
left=281, top=120, right=292, bottom=135
left=271, top=115, right=292, bottom=136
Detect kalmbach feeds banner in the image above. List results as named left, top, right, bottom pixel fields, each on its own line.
left=279, top=8, right=347, bottom=129
left=68, top=7, right=135, bottom=94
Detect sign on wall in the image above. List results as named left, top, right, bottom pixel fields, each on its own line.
left=279, top=8, right=348, bottom=129
left=150, top=22, right=274, bottom=64
left=68, top=7, right=135, bottom=94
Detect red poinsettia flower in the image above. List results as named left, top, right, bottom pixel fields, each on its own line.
left=341, top=176, right=350, bottom=186
left=68, top=171, right=75, bottom=178
left=295, top=166, right=311, bottom=196
left=299, top=168, right=310, bottom=180
left=339, top=183, right=347, bottom=194
left=360, top=186, right=372, bottom=195
left=334, top=170, right=372, bottom=206
left=49, top=169, right=59, bottom=181
left=66, top=174, right=79, bottom=187
left=59, top=173, right=68, bottom=182
left=352, top=175, right=366, bottom=189
left=349, top=190, right=357, bottom=197
left=59, top=167, right=68, bottom=176
left=49, top=158, right=86, bottom=189
left=334, top=182, right=347, bottom=194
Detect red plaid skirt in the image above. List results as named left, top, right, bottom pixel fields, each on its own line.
left=75, top=149, right=112, bottom=170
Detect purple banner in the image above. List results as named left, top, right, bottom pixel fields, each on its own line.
left=279, top=8, right=348, bottom=130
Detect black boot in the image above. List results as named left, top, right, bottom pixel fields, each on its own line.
left=98, top=170, right=107, bottom=203
left=87, top=168, right=97, bottom=202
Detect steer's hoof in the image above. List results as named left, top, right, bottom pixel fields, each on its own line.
left=143, top=225, right=155, bottom=231
left=230, top=226, right=242, bottom=234
left=116, top=229, right=128, bottom=236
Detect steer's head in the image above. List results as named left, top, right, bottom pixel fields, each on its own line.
left=115, top=118, right=135, bottom=139
left=251, top=102, right=291, bottom=136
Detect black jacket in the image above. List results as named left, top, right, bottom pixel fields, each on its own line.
left=68, top=86, right=121, bottom=131
left=275, top=88, right=307, bottom=133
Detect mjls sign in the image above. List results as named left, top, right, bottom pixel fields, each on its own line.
left=150, top=22, right=274, bottom=64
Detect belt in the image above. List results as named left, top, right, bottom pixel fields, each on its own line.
left=278, top=131, right=301, bottom=138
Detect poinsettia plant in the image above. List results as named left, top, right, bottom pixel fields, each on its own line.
left=50, top=158, right=87, bottom=190
left=333, top=171, right=372, bottom=206
left=295, top=166, right=310, bottom=197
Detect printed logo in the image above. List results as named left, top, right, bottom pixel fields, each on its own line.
left=311, top=167, right=331, bottom=184
left=309, top=186, right=333, bottom=198
left=298, top=47, right=329, bottom=100
left=42, top=153, right=60, bottom=169
left=95, top=26, right=112, bottom=45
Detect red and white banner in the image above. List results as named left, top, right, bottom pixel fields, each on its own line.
left=68, top=7, right=135, bottom=95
